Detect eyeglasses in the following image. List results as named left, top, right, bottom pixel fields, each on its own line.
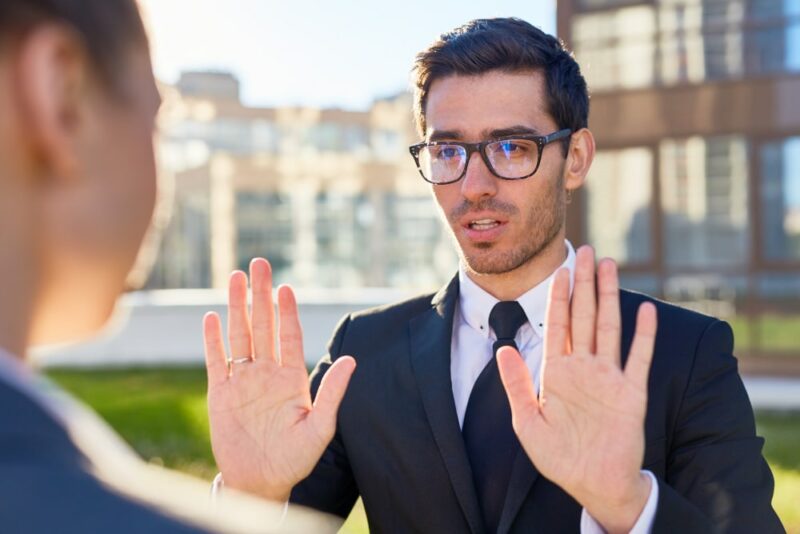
left=408, top=128, right=572, bottom=185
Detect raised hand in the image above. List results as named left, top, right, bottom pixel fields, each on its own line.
left=203, top=258, right=356, bottom=502
left=497, top=246, right=657, bottom=533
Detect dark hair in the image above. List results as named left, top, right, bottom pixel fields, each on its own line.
left=0, top=0, right=148, bottom=90
left=412, top=17, right=589, bottom=149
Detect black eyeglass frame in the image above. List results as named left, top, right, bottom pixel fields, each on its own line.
left=408, top=128, right=572, bottom=185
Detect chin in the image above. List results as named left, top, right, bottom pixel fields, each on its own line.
left=30, top=293, right=118, bottom=348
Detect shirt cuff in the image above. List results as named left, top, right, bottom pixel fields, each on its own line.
left=579, top=470, right=659, bottom=534
left=209, top=473, right=290, bottom=523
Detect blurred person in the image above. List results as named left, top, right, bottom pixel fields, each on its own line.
left=204, top=18, right=783, bottom=534
left=0, top=0, right=342, bottom=532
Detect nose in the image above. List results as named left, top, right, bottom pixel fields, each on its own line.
left=460, top=151, right=498, bottom=203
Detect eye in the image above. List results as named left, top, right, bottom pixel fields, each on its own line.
left=493, top=140, right=529, bottom=156
left=432, top=145, right=462, bottom=160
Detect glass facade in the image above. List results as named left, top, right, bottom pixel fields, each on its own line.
left=572, top=0, right=800, bottom=91
left=235, top=192, right=294, bottom=281
left=586, top=147, right=654, bottom=264
left=660, top=136, right=749, bottom=268
left=761, top=137, right=800, bottom=261
left=146, top=192, right=212, bottom=289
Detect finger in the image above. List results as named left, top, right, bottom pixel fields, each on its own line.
left=545, top=267, right=571, bottom=359
left=595, top=258, right=622, bottom=366
left=250, top=258, right=276, bottom=362
left=624, top=302, right=658, bottom=389
left=228, top=270, right=253, bottom=361
left=309, top=356, right=357, bottom=441
left=203, top=312, right=229, bottom=385
left=570, top=245, right=597, bottom=354
left=277, top=285, right=306, bottom=368
left=497, top=346, right=540, bottom=439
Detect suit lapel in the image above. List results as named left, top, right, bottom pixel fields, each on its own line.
left=409, top=276, right=485, bottom=534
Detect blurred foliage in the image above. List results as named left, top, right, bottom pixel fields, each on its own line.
left=48, top=367, right=800, bottom=533
left=729, top=315, right=800, bottom=353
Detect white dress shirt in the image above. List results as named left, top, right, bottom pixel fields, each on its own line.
left=450, top=240, right=658, bottom=533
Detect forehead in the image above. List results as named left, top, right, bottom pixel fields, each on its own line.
left=424, top=70, right=555, bottom=139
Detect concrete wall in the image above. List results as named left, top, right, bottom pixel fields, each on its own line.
left=34, top=288, right=416, bottom=369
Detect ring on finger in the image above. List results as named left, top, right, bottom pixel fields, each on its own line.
left=230, top=356, right=253, bottom=365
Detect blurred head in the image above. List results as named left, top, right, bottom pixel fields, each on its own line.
left=411, top=18, right=595, bottom=277
left=0, top=0, right=160, bottom=346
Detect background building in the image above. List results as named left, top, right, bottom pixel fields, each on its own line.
left=559, top=0, right=800, bottom=368
left=147, top=72, right=457, bottom=291
left=145, top=2, right=799, bottom=367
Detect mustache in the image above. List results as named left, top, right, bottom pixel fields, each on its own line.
left=448, top=198, right=518, bottom=222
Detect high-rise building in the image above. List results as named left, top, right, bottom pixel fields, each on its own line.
left=559, top=0, right=800, bottom=320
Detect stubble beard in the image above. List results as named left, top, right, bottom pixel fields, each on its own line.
left=454, top=174, right=566, bottom=277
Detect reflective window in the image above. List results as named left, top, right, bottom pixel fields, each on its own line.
left=146, top=192, right=212, bottom=289
left=314, top=191, right=372, bottom=286
left=761, top=137, right=800, bottom=261
left=586, top=147, right=654, bottom=264
left=236, top=192, right=294, bottom=281
left=660, top=136, right=750, bottom=268
left=573, top=6, right=657, bottom=91
left=575, top=0, right=800, bottom=91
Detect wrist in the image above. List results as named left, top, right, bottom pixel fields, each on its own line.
left=580, top=471, right=652, bottom=534
left=218, top=473, right=293, bottom=503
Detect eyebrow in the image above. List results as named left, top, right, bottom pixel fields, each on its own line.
left=427, top=125, right=544, bottom=143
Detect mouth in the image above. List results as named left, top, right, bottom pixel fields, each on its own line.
left=460, top=215, right=509, bottom=242
left=466, top=218, right=502, bottom=231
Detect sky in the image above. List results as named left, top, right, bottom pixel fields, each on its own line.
left=138, top=0, right=556, bottom=110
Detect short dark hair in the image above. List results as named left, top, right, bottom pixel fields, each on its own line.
left=412, top=18, right=589, bottom=146
left=0, top=0, right=148, bottom=90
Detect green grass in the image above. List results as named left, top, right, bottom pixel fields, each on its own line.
left=729, top=315, right=800, bottom=353
left=46, top=367, right=217, bottom=479
left=47, top=367, right=800, bottom=533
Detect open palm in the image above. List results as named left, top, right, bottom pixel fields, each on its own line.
left=498, top=246, right=657, bottom=532
left=203, top=259, right=355, bottom=502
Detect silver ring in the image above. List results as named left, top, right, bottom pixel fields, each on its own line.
left=230, top=356, right=253, bottom=365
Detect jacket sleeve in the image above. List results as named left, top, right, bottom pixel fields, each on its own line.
left=289, top=314, right=360, bottom=519
left=653, top=320, right=784, bottom=534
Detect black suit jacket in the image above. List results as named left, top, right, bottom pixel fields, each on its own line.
left=292, top=276, right=783, bottom=533
left=0, top=369, right=333, bottom=533
left=0, top=375, right=214, bottom=533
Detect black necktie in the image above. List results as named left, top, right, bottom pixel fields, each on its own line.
left=462, top=301, right=528, bottom=533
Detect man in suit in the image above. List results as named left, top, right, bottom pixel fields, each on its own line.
left=0, top=1, right=343, bottom=531
left=205, top=18, right=783, bottom=533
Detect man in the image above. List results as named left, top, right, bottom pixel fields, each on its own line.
left=205, top=18, right=783, bottom=533
left=0, top=1, right=341, bottom=532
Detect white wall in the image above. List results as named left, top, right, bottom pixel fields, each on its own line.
left=34, top=288, right=415, bottom=369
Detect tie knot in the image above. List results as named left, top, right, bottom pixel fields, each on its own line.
left=489, top=301, right=527, bottom=344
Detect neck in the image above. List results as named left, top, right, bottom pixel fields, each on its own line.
left=0, top=231, right=37, bottom=358
left=464, top=233, right=568, bottom=301
left=0, top=196, right=38, bottom=362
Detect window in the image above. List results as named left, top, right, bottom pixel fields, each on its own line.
left=575, top=0, right=800, bottom=91
left=761, top=137, right=800, bottom=261
left=660, top=136, right=749, bottom=268
left=586, top=147, right=654, bottom=264
left=236, top=192, right=294, bottom=281
left=573, top=6, right=657, bottom=91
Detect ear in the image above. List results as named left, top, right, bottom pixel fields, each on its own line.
left=14, top=24, right=91, bottom=181
left=563, top=128, right=595, bottom=192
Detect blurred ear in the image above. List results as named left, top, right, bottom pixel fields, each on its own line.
left=563, top=128, right=595, bottom=192
left=15, top=24, right=90, bottom=181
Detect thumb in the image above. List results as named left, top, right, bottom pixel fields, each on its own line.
left=309, top=356, right=357, bottom=440
left=497, top=346, right=540, bottom=434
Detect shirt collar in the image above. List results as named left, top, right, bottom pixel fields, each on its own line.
left=458, top=240, right=576, bottom=339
